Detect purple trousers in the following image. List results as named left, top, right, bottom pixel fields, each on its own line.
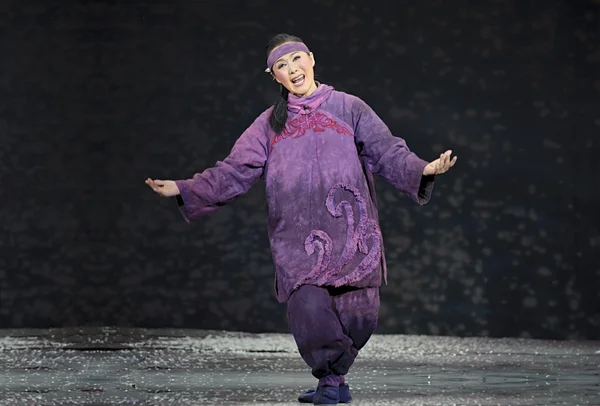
left=287, top=285, right=380, bottom=385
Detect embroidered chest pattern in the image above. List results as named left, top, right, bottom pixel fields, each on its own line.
left=270, top=112, right=353, bottom=148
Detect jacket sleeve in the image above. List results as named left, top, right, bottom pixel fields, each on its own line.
left=174, top=113, right=270, bottom=222
left=351, top=96, right=434, bottom=205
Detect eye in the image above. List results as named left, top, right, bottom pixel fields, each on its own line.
left=277, top=62, right=286, bottom=69
left=293, top=55, right=301, bottom=61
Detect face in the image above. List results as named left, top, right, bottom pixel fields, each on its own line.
left=270, top=44, right=317, bottom=97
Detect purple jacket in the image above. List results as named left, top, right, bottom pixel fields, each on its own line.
left=175, top=84, right=434, bottom=303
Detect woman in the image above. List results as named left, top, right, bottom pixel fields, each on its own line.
left=146, top=33, right=457, bottom=405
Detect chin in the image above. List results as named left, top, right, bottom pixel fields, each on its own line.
left=290, top=82, right=313, bottom=97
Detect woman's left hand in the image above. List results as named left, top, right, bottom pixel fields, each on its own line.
left=423, top=150, right=457, bottom=176
left=145, top=178, right=180, bottom=197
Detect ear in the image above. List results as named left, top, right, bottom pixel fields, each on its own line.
left=310, top=52, right=316, bottom=67
left=271, top=73, right=281, bottom=84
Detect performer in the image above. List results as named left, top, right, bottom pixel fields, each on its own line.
left=146, top=33, right=456, bottom=404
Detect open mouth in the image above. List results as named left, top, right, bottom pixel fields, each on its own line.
left=291, top=74, right=305, bottom=87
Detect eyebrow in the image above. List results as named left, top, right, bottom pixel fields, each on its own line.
left=275, top=52, right=300, bottom=66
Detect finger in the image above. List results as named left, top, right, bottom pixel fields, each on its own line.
left=440, top=153, right=447, bottom=168
left=146, top=179, right=162, bottom=193
left=445, top=150, right=452, bottom=164
left=450, top=156, right=458, bottom=166
left=443, top=152, right=451, bottom=167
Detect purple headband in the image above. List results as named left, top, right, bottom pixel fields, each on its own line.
left=266, top=42, right=311, bottom=73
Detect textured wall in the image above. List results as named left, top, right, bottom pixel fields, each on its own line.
left=1, top=0, right=598, bottom=339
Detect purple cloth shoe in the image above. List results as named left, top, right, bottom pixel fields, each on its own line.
left=297, top=383, right=352, bottom=403
left=312, top=385, right=340, bottom=404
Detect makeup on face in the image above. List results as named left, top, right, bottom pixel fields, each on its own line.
left=273, top=52, right=316, bottom=96
left=267, top=42, right=317, bottom=97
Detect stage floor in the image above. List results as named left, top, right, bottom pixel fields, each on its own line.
left=0, top=328, right=598, bottom=405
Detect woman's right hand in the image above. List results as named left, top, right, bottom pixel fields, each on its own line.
left=145, top=178, right=180, bottom=197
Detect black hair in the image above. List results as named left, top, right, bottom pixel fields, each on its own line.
left=266, top=33, right=305, bottom=134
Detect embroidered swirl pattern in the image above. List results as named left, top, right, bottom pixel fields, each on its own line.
left=270, top=112, right=353, bottom=148
left=295, top=183, right=382, bottom=290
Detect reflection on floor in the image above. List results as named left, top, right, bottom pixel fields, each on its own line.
left=0, top=328, right=598, bottom=405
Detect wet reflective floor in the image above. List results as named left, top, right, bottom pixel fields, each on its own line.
left=0, top=328, right=598, bottom=405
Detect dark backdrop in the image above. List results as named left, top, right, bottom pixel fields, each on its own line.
left=1, top=0, right=598, bottom=340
